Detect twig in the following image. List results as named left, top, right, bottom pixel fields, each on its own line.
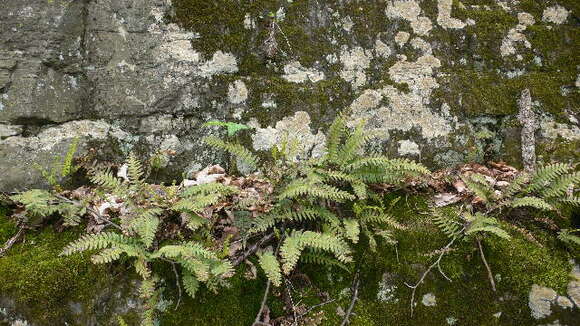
left=340, top=271, right=361, bottom=326
left=253, top=279, right=271, bottom=326
left=232, top=233, right=274, bottom=267
left=54, top=194, right=122, bottom=231
left=296, top=298, right=336, bottom=320
left=477, top=238, right=496, bottom=292
left=404, top=233, right=461, bottom=317
left=285, top=278, right=297, bottom=326
left=171, top=262, right=183, bottom=309
left=0, top=227, right=26, bottom=258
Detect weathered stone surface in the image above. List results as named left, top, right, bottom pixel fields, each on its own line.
left=0, top=0, right=578, bottom=191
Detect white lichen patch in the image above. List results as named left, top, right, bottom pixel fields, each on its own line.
left=398, top=140, right=420, bottom=156
left=282, top=61, right=325, bottom=83
left=541, top=118, right=580, bottom=141
left=339, top=46, right=372, bottom=89
left=500, top=15, right=534, bottom=59
left=518, top=12, right=536, bottom=26
left=243, top=13, right=256, bottom=29
left=377, top=273, right=399, bottom=303
left=227, top=80, right=248, bottom=104
left=437, top=0, right=466, bottom=29
left=250, top=111, right=326, bottom=161
left=542, top=5, right=569, bottom=25
left=528, top=284, right=557, bottom=319
left=411, top=37, right=432, bottom=55
left=341, top=16, right=354, bottom=32
left=198, top=51, right=238, bottom=78
left=422, top=293, right=437, bottom=306
left=395, top=32, right=410, bottom=47
left=388, top=54, right=441, bottom=97
left=0, top=120, right=129, bottom=151
left=374, top=39, right=392, bottom=58
left=349, top=86, right=452, bottom=140
left=386, top=0, right=432, bottom=35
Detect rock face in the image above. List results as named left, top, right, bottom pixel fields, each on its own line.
left=0, top=0, right=578, bottom=191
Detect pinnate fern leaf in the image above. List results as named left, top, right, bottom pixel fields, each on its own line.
left=258, top=251, right=282, bottom=287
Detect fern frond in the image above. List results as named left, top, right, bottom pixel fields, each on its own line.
left=203, top=136, right=258, bottom=169
left=91, top=247, right=124, bottom=264
left=541, top=172, right=580, bottom=199
left=280, top=230, right=352, bottom=274
left=11, top=189, right=57, bottom=217
left=558, top=196, right=580, bottom=207
left=300, top=251, right=351, bottom=273
left=203, top=121, right=251, bottom=136
left=182, top=269, right=200, bottom=298
left=325, top=115, right=347, bottom=162
left=337, top=121, right=372, bottom=164
left=279, top=180, right=355, bottom=202
left=173, top=194, right=221, bottom=213
left=558, top=229, right=580, bottom=247
left=343, top=219, right=360, bottom=243
left=510, top=196, right=553, bottom=211
left=61, top=137, right=79, bottom=177
left=432, top=208, right=464, bottom=240
left=126, top=152, right=145, bottom=184
left=462, top=173, right=494, bottom=203
left=501, top=172, right=530, bottom=199
left=131, top=215, right=160, bottom=247
left=182, top=183, right=238, bottom=197
left=258, top=251, right=282, bottom=287
left=465, top=213, right=510, bottom=240
left=134, top=257, right=152, bottom=279
left=61, top=232, right=133, bottom=256
left=91, top=169, right=123, bottom=191
left=528, top=163, right=572, bottom=192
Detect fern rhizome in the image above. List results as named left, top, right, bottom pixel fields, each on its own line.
left=6, top=115, right=579, bottom=325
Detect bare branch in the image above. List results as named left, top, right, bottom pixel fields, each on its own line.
left=477, top=238, right=496, bottom=292
left=340, top=271, right=361, bottom=326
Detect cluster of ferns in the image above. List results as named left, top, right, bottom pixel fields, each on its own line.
left=9, top=115, right=579, bottom=325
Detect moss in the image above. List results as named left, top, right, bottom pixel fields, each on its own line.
left=159, top=263, right=264, bottom=325
left=438, top=69, right=576, bottom=118
left=0, top=225, right=108, bottom=325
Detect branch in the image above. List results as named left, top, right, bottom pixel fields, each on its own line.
left=477, top=238, right=496, bottom=292
left=253, top=279, right=271, bottom=326
left=171, top=262, right=183, bottom=309
left=404, top=233, right=461, bottom=317
left=296, top=298, right=336, bottom=320
left=232, top=233, right=274, bottom=267
left=340, top=271, right=361, bottom=326
left=0, top=227, right=26, bottom=258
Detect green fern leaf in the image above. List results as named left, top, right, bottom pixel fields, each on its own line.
left=258, top=251, right=282, bottom=287
left=510, top=196, right=553, bottom=211
left=182, top=269, right=200, bottom=298
left=203, top=136, right=258, bottom=169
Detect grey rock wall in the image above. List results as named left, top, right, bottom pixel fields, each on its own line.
left=0, top=0, right=578, bottom=191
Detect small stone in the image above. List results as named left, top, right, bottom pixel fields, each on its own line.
left=556, top=296, right=573, bottom=309
left=493, top=312, right=502, bottom=318
left=422, top=293, right=437, bottom=307
left=528, top=284, right=557, bottom=319
left=567, top=280, right=580, bottom=307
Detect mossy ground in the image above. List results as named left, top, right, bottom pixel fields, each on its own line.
left=1, top=191, right=578, bottom=325
left=0, top=211, right=109, bottom=325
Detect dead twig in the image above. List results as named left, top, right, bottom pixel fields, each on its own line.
left=171, top=261, right=183, bottom=309
left=296, top=298, right=336, bottom=320
left=477, top=238, right=496, bottom=292
left=404, top=232, right=462, bottom=317
left=0, top=227, right=26, bottom=258
left=253, top=279, right=271, bottom=326
left=340, top=270, right=361, bottom=326
left=232, top=233, right=274, bottom=267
